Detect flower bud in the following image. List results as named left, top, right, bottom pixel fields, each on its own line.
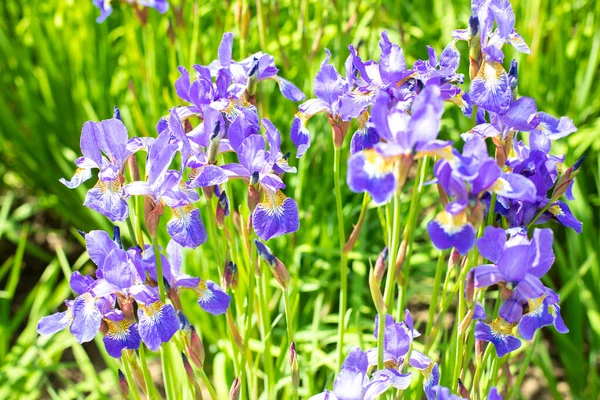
left=247, top=58, right=260, bottom=96
left=229, top=377, right=241, bottom=400
left=118, top=369, right=129, bottom=397
left=475, top=339, right=484, bottom=359
left=394, top=240, right=408, bottom=282
left=328, top=115, right=349, bottom=149
left=227, top=312, right=244, bottom=350
left=127, top=154, right=141, bottom=182
left=449, top=248, right=461, bottom=270
left=178, top=310, right=191, bottom=333
left=207, top=121, right=221, bottom=164
left=290, top=342, right=299, bottom=391
left=99, top=319, right=108, bottom=335
left=508, top=59, right=519, bottom=100
left=117, top=293, right=135, bottom=321
left=551, top=156, right=584, bottom=202
left=187, top=326, right=205, bottom=369
left=458, top=308, right=474, bottom=335
left=457, top=378, right=470, bottom=399
left=222, top=261, right=239, bottom=291
left=255, top=240, right=290, bottom=289
left=182, top=352, right=195, bottom=383
left=369, top=267, right=386, bottom=314
left=468, top=16, right=481, bottom=80
left=373, top=247, right=388, bottom=284
left=144, top=197, right=164, bottom=238
left=184, top=119, right=194, bottom=134
left=469, top=201, right=484, bottom=228
left=465, top=271, right=475, bottom=305
left=216, top=189, right=230, bottom=229
left=248, top=185, right=260, bottom=213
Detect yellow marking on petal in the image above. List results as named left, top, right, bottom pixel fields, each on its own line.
left=396, top=72, right=418, bottom=87
left=139, top=301, right=164, bottom=317
left=259, top=190, right=287, bottom=216
left=105, top=318, right=133, bottom=339
left=357, top=111, right=370, bottom=129
left=349, top=88, right=376, bottom=105
left=295, top=111, right=309, bottom=124
left=363, top=149, right=394, bottom=178
left=476, top=61, right=506, bottom=94
left=490, top=317, right=516, bottom=336
left=95, top=178, right=123, bottom=194
left=222, top=101, right=240, bottom=119
left=192, top=279, right=215, bottom=303
left=434, top=211, right=468, bottom=235
left=527, top=296, right=546, bottom=316
left=416, top=146, right=453, bottom=160
left=171, top=204, right=196, bottom=225
left=548, top=204, right=563, bottom=216
left=492, top=177, right=513, bottom=193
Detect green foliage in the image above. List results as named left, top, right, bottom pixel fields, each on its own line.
left=0, top=0, right=599, bottom=399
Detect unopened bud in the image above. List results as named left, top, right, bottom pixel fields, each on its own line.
left=552, top=156, right=584, bottom=202
left=394, top=240, right=408, bottom=281
left=458, top=308, right=474, bottom=334
left=229, top=377, right=241, bottom=400
left=144, top=197, right=164, bottom=238
left=248, top=185, right=260, bottom=213
left=118, top=369, right=129, bottom=397
left=183, top=119, right=193, bottom=134
left=188, top=326, right=205, bottom=369
left=100, top=319, right=109, bottom=335
left=222, top=261, right=239, bottom=290
left=465, top=271, right=475, bottom=305
left=373, top=247, right=388, bottom=284
left=457, top=378, right=470, bottom=399
left=127, top=154, right=141, bottom=182
left=290, top=341, right=299, bottom=391
left=182, top=352, right=195, bottom=383
left=226, top=312, right=244, bottom=350
left=216, top=189, right=230, bottom=228
left=508, top=59, right=519, bottom=100
left=113, top=106, right=121, bottom=120
left=117, top=294, right=135, bottom=321
left=207, top=121, right=221, bottom=164
left=468, top=16, right=481, bottom=80
left=178, top=310, right=191, bottom=333
left=255, top=240, right=290, bottom=289
left=247, top=57, right=260, bottom=96
left=449, top=248, right=461, bottom=269
left=328, top=115, right=349, bottom=149
left=470, top=201, right=484, bottom=228
left=168, top=285, right=182, bottom=311
left=475, top=339, right=484, bottom=359
left=369, top=268, right=386, bottom=314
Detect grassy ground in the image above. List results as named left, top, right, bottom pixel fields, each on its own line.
left=0, top=0, right=599, bottom=398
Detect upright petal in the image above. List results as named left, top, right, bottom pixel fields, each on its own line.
left=476, top=227, right=507, bottom=263
left=60, top=168, right=93, bottom=189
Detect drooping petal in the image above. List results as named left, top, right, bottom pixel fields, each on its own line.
left=193, top=280, right=231, bottom=315
left=474, top=319, right=521, bottom=357
left=547, top=201, right=582, bottom=234
left=500, top=96, right=539, bottom=132
left=167, top=205, right=208, bottom=248
left=347, top=149, right=396, bottom=205
left=274, top=76, right=306, bottom=101
left=518, top=297, right=554, bottom=340
left=252, top=190, right=299, bottom=241
left=363, top=369, right=412, bottom=400
left=37, top=309, right=72, bottom=336
left=84, top=179, right=129, bottom=222
left=70, top=294, right=102, bottom=343
left=427, top=211, right=476, bottom=255
left=469, top=60, right=512, bottom=114
left=187, top=165, right=229, bottom=188
left=493, top=173, right=537, bottom=203
left=537, top=112, right=577, bottom=140
left=137, top=301, right=179, bottom=352
left=60, top=168, right=93, bottom=189
left=103, top=318, right=142, bottom=358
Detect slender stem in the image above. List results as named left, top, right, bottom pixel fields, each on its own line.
left=333, top=147, right=349, bottom=371
left=509, top=332, right=539, bottom=398
left=152, top=236, right=166, bottom=303
left=122, top=353, right=142, bottom=400
left=283, top=289, right=294, bottom=346
left=426, top=251, right=445, bottom=338
left=472, top=343, right=493, bottom=399
left=527, top=203, right=551, bottom=229
left=198, top=368, right=218, bottom=400
left=138, top=345, right=159, bottom=399
left=258, top=262, right=274, bottom=398
left=487, top=192, right=497, bottom=227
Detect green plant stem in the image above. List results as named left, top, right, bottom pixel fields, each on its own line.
left=472, top=344, right=493, bottom=399
left=333, top=146, right=349, bottom=371
left=509, top=332, right=539, bottom=398
left=258, top=259, right=274, bottom=397
left=138, top=346, right=159, bottom=399
left=487, top=192, right=497, bottom=227
left=198, top=368, right=218, bottom=400
left=283, top=288, right=294, bottom=346
left=122, top=353, right=142, bottom=400
left=152, top=236, right=166, bottom=303
left=426, top=251, right=445, bottom=338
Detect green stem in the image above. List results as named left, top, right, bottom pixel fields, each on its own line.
left=472, top=343, right=493, bottom=399
left=198, top=368, right=218, bottom=400
left=333, top=147, right=349, bottom=371
left=122, top=353, right=141, bottom=400
left=152, top=236, right=166, bottom=303
left=283, top=289, right=294, bottom=346
left=527, top=203, right=551, bottom=229
left=258, top=259, right=274, bottom=397
left=138, top=346, right=159, bottom=399
left=426, top=251, right=445, bottom=338
left=487, top=192, right=497, bottom=227
left=509, top=332, right=539, bottom=398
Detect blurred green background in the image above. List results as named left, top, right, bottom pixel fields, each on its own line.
left=1, top=0, right=599, bottom=398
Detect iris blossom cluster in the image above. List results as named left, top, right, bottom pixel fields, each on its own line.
left=42, top=32, right=303, bottom=356
left=310, top=312, right=503, bottom=400
left=93, top=0, right=169, bottom=23
left=38, top=228, right=229, bottom=357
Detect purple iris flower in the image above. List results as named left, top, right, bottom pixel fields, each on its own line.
left=475, top=318, right=521, bottom=357
left=290, top=49, right=354, bottom=157
left=163, top=240, right=230, bottom=315
left=347, top=84, right=449, bottom=205
left=367, top=314, right=412, bottom=367
left=470, top=227, right=552, bottom=300
left=308, top=347, right=411, bottom=400
left=517, top=288, right=568, bottom=340
left=102, top=309, right=142, bottom=358
left=124, top=130, right=207, bottom=248
left=427, top=136, right=536, bottom=254
left=221, top=120, right=299, bottom=241
left=408, top=350, right=441, bottom=400
left=60, top=115, right=146, bottom=222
